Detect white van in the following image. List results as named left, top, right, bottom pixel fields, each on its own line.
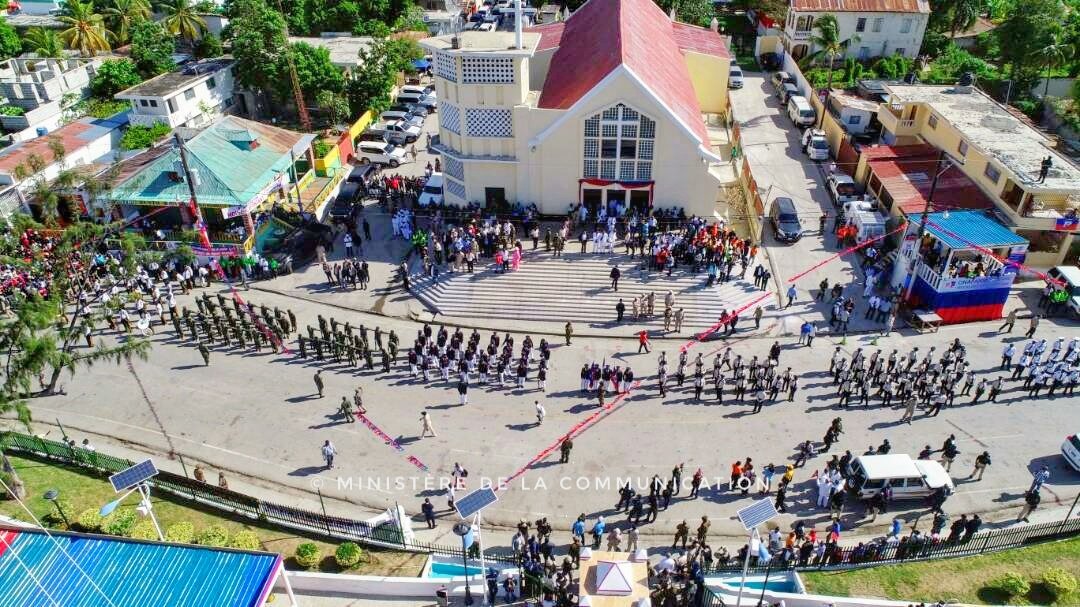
left=418, top=173, right=444, bottom=207
left=1046, top=266, right=1080, bottom=317
left=355, top=141, right=408, bottom=168
left=788, top=95, right=816, bottom=127
left=850, top=210, right=887, bottom=241
left=401, top=84, right=436, bottom=99
left=396, top=92, right=437, bottom=111
left=380, top=110, right=423, bottom=128
left=847, top=454, right=954, bottom=500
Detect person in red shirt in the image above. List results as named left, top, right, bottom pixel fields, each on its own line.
left=730, top=460, right=743, bottom=490
left=637, top=330, right=650, bottom=353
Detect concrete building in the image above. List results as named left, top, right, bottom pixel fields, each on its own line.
left=288, top=35, right=375, bottom=76
left=420, top=0, right=734, bottom=218
left=0, top=114, right=126, bottom=218
left=115, top=58, right=236, bottom=129
left=782, top=0, right=929, bottom=61
left=0, top=56, right=102, bottom=143
left=878, top=83, right=1080, bottom=267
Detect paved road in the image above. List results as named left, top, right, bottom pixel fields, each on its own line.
left=729, top=73, right=865, bottom=335
left=20, top=277, right=1080, bottom=551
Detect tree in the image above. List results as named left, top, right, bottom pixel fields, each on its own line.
left=315, top=89, right=350, bottom=126
left=282, top=42, right=345, bottom=102
left=91, top=58, right=142, bottom=96
left=997, top=0, right=1063, bottom=88
left=0, top=217, right=152, bottom=408
left=806, top=14, right=859, bottom=90
left=130, top=20, right=176, bottom=77
left=103, top=0, right=151, bottom=46
left=24, top=27, right=65, bottom=59
left=948, top=0, right=987, bottom=38
left=346, top=37, right=422, bottom=116
left=193, top=32, right=223, bottom=58
left=654, top=0, right=714, bottom=27
left=161, top=0, right=208, bottom=44
left=1032, top=30, right=1075, bottom=97
left=224, top=0, right=287, bottom=93
left=0, top=17, right=21, bottom=60
left=58, top=0, right=113, bottom=57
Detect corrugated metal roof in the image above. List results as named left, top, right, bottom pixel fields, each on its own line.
left=922, top=210, right=1027, bottom=249
left=791, top=0, right=929, bottom=13
left=0, top=115, right=127, bottom=175
left=865, top=144, right=994, bottom=215
left=108, top=115, right=313, bottom=207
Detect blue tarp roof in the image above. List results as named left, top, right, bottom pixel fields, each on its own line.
left=0, top=526, right=280, bottom=607
left=921, top=210, right=1027, bottom=250
left=413, top=58, right=431, bottom=69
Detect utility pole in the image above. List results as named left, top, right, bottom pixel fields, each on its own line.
left=901, top=149, right=952, bottom=305
left=174, top=132, right=212, bottom=251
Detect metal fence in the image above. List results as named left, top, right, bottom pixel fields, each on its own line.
left=702, top=515, right=1080, bottom=576
left=1, top=431, right=435, bottom=554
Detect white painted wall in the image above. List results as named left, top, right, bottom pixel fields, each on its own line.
left=121, top=66, right=236, bottom=129
left=784, top=10, right=928, bottom=60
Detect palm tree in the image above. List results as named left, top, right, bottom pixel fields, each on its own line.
left=807, top=14, right=860, bottom=91
left=949, top=0, right=986, bottom=39
left=104, top=0, right=151, bottom=45
left=58, top=0, right=113, bottom=57
left=24, top=28, right=65, bottom=58
left=160, top=0, right=207, bottom=44
left=1031, top=31, right=1075, bottom=99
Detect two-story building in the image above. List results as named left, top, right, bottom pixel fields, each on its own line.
left=419, top=0, right=734, bottom=218
left=115, top=58, right=236, bottom=129
left=877, top=83, right=1080, bottom=267
left=782, top=0, right=929, bottom=62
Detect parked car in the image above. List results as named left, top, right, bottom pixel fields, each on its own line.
left=759, top=52, right=781, bottom=71
left=1063, top=434, right=1080, bottom=471
left=827, top=173, right=860, bottom=206
left=1047, top=266, right=1080, bottom=318
left=401, top=84, right=436, bottom=98
left=328, top=191, right=357, bottom=223
left=389, top=102, right=429, bottom=118
left=787, top=95, right=816, bottom=127
left=396, top=92, right=437, bottom=111
left=355, top=141, right=407, bottom=167
left=346, top=163, right=377, bottom=185
left=846, top=454, right=954, bottom=500
left=771, top=71, right=795, bottom=94
left=367, top=120, right=421, bottom=144
left=777, top=82, right=798, bottom=105
left=728, top=66, right=744, bottom=89
left=418, top=173, right=444, bottom=207
left=380, top=110, right=423, bottom=128
left=768, top=196, right=803, bottom=243
left=802, top=128, right=828, bottom=160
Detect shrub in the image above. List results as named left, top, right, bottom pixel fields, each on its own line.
left=335, top=542, right=362, bottom=569
left=1042, top=567, right=1078, bottom=599
left=229, top=530, right=261, bottom=551
left=991, top=572, right=1030, bottom=598
left=41, top=499, right=73, bottom=527
left=102, top=510, right=138, bottom=536
left=165, top=522, right=195, bottom=543
left=312, top=140, right=334, bottom=157
left=0, top=105, right=25, bottom=116
left=120, top=122, right=172, bottom=150
left=75, top=508, right=103, bottom=532
left=128, top=519, right=159, bottom=540
left=294, top=542, right=321, bottom=569
left=197, top=524, right=230, bottom=547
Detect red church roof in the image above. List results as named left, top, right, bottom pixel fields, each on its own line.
left=534, top=0, right=719, bottom=145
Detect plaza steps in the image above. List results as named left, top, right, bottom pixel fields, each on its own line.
left=410, top=250, right=772, bottom=328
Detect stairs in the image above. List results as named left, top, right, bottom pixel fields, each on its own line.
left=411, top=249, right=771, bottom=328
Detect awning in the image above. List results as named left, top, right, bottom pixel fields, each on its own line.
left=413, top=59, right=432, bottom=70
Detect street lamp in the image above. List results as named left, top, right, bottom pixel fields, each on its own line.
left=99, top=482, right=164, bottom=541
left=452, top=521, right=475, bottom=606
left=901, top=149, right=965, bottom=305
left=43, top=489, right=69, bottom=528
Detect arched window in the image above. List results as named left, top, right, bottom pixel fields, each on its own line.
left=582, top=103, right=656, bottom=181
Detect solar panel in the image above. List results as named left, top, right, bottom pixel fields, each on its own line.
left=454, top=487, right=498, bottom=519
left=109, top=459, right=159, bottom=493
left=736, top=499, right=778, bottom=531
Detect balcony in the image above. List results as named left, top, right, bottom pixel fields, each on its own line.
left=915, top=259, right=1016, bottom=293
left=878, top=103, right=919, bottom=137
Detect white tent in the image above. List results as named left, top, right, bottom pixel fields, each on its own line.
left=594, top=560, right=634, bottom=596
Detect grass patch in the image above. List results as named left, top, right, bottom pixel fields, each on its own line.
left=0, top=454, right=425, bottom=576
left=801, top=536, right=1080, bottom=605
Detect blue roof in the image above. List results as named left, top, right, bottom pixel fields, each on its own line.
left=920, top=210, right=1027, bottom=250
left=0, top=526, right=280, bottom=607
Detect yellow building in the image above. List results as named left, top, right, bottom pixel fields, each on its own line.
left=878, top=83, right=1080, bottom=267
left=420, top=0, right=733, bottom=218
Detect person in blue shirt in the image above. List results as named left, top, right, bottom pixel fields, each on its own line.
left=591, top=516, right=606, bottom=549
left=571, top=515, right=586, bottom=545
